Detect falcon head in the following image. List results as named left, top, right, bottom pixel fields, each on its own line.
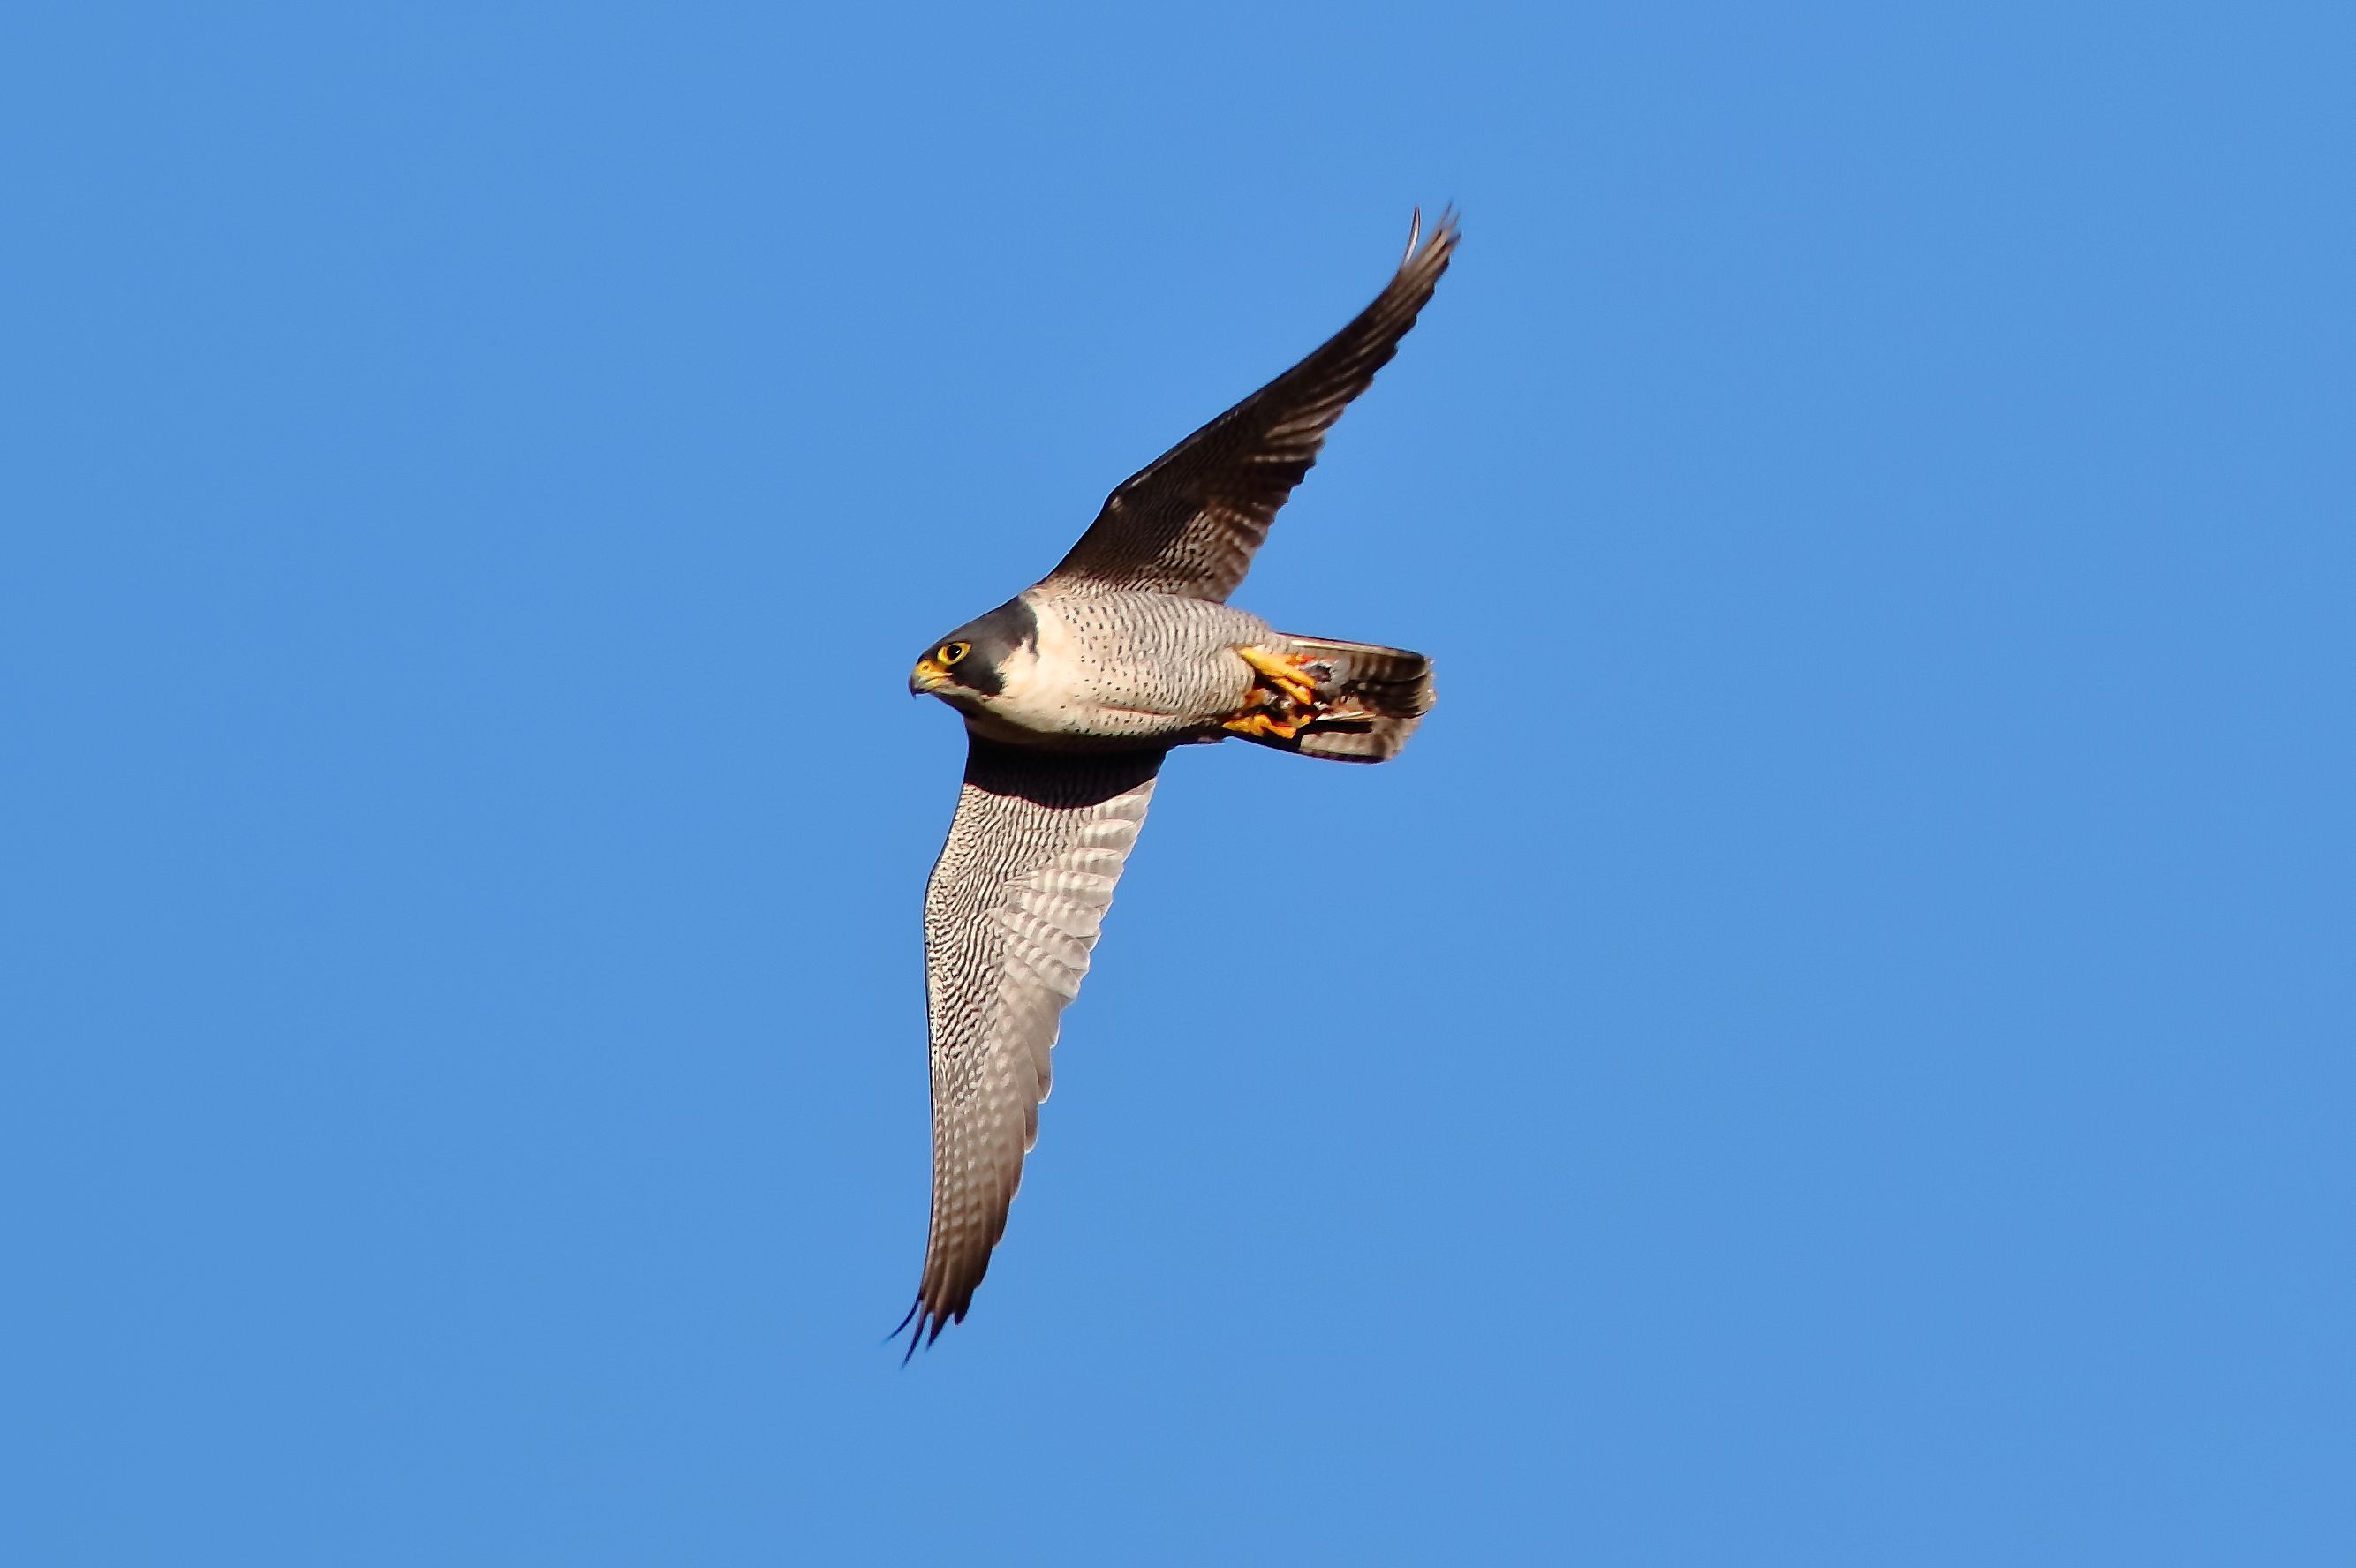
left=910, top=596, right=1038, bottom=707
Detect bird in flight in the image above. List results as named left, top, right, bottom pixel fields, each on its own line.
left=899, top=211, right=1458, bottom=1353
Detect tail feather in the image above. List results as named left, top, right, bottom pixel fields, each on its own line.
left=1256, top=633, right=1435, bottom=764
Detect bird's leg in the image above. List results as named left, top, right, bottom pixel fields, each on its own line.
left=1222, top=645, right=1328, bottom=741
left=1235, top=645, right=1323, bottom=708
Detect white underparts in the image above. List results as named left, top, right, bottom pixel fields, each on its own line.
left=957, top=592, right=1260, bottom=743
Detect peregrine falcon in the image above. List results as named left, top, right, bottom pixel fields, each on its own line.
left=898, top=212, right=1457, bottom=1351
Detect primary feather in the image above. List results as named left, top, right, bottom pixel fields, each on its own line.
left=1042, top=210, right=1458, bottom=604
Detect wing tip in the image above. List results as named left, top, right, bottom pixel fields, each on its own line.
left=1394, top=205, right=1451, bottom=283
left=889, top=1291, right=969, bottom=1365
left=1401, top=203, right=1461, bottom=269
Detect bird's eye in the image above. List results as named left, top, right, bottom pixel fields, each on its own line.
left=940, top=642, right=970, bottom=666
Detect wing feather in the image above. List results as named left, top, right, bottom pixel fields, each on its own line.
left=1038, top=209, right=1459, bottom=603
left=900, top=739, right=1165, bottom=1351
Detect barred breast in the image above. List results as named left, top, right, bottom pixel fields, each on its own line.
left=974, top=591, right=1267, bottom=745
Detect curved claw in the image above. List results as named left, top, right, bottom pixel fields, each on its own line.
left=1222, top=711, right=1308, bottom=742
left=1236, top=645, right=1322, bottom=708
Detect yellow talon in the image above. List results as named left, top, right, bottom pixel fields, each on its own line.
left=1236, top=645, right=1321, bottom=707
left=1221, top=711, right=1308, bottom=741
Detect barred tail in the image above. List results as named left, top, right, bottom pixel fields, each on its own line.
left=1265, top=633, right=1435, bottom=763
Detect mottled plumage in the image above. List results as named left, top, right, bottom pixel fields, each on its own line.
left=898, top=212, right=1457, bottom=1353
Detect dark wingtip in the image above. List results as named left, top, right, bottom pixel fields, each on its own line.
left=1405, top=203, right=1461, bottom=262
left=888, top=1290, right=974, bottom=1364
left=889, top=1296, right=930, bottom=1366
left=1425, top=207, right=1461, bottom=268
left=1386, top=206, right=1459, bottom=307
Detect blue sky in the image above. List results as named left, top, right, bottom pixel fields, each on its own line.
left=6, top=2, right=2352, bottom=1562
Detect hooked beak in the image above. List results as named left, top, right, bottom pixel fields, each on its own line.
left=909, top=657, right=949, bottom=697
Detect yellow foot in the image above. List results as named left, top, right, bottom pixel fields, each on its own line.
left=1235, top=645, right=1322, bottom=708
left=1221, top=711, right=1309, bottom=742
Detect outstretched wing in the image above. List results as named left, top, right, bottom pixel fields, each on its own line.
left=1039, top=209, right=1459, bottom=604
left=899, top=738, right=1166, bottom=1352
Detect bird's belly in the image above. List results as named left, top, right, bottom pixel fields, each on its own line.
left=982, top=659, right=1244, bottom=740
left=976, top=598, right=1262, bottom=744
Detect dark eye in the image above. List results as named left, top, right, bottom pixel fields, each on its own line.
left=940, top=642, right=970, bottom=666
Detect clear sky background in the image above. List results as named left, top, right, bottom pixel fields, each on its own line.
left=6, top=3, right=2352, bottom=1563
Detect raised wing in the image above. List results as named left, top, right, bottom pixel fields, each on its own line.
left=898, top=738, right=1166, bottom=1352
left=1039, top=209, right=1459, bottom=604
